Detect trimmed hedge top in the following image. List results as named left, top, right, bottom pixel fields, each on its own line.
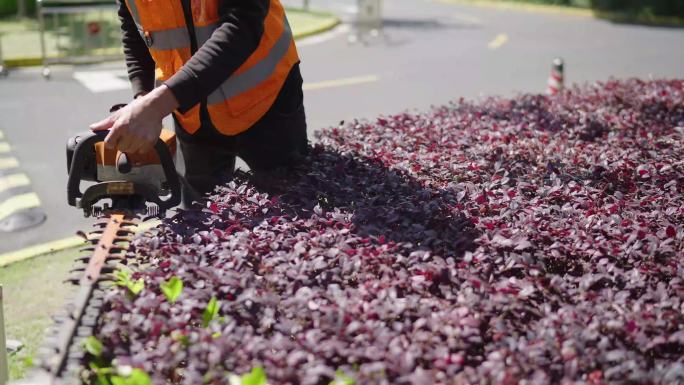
left=89, top=79, right=684, bottom=385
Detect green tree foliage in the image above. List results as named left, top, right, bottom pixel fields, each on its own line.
left=590, top=0, right=684, bottom=18
left=500, top=0, right=684, bottom=17
left=0, top=0, right=36, bottom=17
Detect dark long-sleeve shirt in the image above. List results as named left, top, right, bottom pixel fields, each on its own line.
left=117, top=0, right=300, bottom=115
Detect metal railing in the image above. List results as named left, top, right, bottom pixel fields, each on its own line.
left=0, top=34, right=7, bottom=78
left=1, top=285, right=8, bottom=385
left=37, top=0, right=122, bottom=78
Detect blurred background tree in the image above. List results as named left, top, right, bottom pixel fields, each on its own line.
left=450, top=0, right=684, bottom=18
left=0, top=0, right=36, bottom=17
left=591, top=0, right=684, bottom=18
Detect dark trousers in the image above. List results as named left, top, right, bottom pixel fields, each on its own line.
left=176, top=67, right=308, bottom=207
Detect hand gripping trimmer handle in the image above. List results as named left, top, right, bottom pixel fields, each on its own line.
left=66, top=130, right=181, bottom=213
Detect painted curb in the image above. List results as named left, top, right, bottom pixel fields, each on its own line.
left=0, top=219, right=160, bottom=268
left=436, top=0, right=592, bottom=17
left=2, top=10, right=341, bottom=68
left=0, top=235, right=84, bottom=268
left=293, top=16, right=341, bottom=40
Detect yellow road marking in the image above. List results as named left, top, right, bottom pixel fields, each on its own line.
left=0, top=236, right=84, bottom=268
left=0, top=142, right=10, bottom=154
left=303, top=75, right=379, bottom=91
left=0, top=219, right=160, bottom=267
left=0, top=158, right=19, bottom=170
left=0, top=192, right=41, bottom=221
left=488, top=33, right=509, bottom=49
left=0, top=174, right=30, bottom=194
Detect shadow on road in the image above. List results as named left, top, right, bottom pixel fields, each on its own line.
left=382, top=17, right=480, bottom=31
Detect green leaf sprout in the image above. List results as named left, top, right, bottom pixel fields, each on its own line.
left=160, top=276, right=183, bottom=304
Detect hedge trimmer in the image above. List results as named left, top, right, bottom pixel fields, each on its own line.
left=17, top=124, right=181, bottom=385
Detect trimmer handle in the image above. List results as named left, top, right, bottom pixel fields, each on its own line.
left=66, top=130, right=181, bottom=214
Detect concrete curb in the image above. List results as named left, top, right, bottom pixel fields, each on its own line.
left=0, top=220, right=160, bottom=268
left=0, top=236, right=84, bottom=268
left=291, top=13, right=341, bottom=41
left=436, top=0, right=684, bottom=26
left=3, top=57, right=42, bottom=68
left=436, top=0, right=592, bottom=17
left=2, top=9, right=341, bottom=68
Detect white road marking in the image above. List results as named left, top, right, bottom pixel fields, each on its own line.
left=298, top=24, right=351, bottom=47
left=0, top=192, right=41, bottom=220
left=303, top=74, right=379, bottom=91
left=0, top=142, right=10, bottom=154
left=73, top=70, right=130, bottom=93
left=0, top=158, right=19, bottom=170
left=0, top=174, right=30, bottom=194
left=488, top=33, right=509, bottom=49
left=0, top=131, right=4, bottom=140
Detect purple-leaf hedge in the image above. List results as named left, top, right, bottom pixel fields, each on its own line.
left=91, top=79, right=684, bottom=385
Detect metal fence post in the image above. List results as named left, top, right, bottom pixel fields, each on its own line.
left=17, top=0, right=27, bottom=18
left=0, top=33, right=7, bottom=78
left=0, top=285, right=8, bottom=385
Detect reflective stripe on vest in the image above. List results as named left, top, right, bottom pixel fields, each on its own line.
left=207, top=18, right=292, bottom=105
left=125, top=0, right=143, bottom=32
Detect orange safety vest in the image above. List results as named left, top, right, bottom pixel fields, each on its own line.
left=124, top=0, right=300, bottom=136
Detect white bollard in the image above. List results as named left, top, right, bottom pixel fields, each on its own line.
left=0, top=285, right=8, bottom=385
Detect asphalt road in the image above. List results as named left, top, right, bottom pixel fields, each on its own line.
left=1, top=0, right=683, bottom=254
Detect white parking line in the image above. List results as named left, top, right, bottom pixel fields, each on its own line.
left=74, top=70, right=130, bottom=93
left=304, top=74, right=379, bottom=91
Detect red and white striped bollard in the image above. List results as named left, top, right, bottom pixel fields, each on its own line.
left=546, top=58, right=564, bottom=96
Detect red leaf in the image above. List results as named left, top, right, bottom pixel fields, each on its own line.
left=626, top=320, right=637, bottom=333
left=666, top=226, right=676, bottom=238
left=588, top=370, right=603, bottom=385
left=209, top=202, right=219, bottom=214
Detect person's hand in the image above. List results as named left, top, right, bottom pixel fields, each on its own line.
left=89, top=85, right=179, bottom=154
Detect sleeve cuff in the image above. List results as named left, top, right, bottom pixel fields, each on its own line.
left=129, top=75, right=154, bottom=98
left=164, top=68, right=202, bottom=114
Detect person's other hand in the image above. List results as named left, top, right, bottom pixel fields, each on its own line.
left=90, top=85, right=178, bottom=154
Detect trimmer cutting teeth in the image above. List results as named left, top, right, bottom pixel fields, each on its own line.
left=16, top=117, right=181, bottom=385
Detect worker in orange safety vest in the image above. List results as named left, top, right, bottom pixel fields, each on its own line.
left=90, top=0, right=308, bottom=207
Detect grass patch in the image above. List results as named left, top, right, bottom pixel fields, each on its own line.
left=0, top=246, right=80, bottom=380
left=0, top=8, right=338, bottom=65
